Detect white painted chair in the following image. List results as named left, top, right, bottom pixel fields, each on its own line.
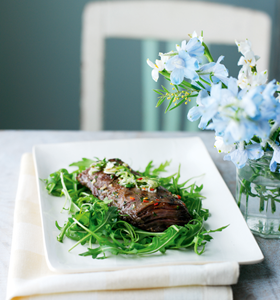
left=81, top=1, right=271, bottom=131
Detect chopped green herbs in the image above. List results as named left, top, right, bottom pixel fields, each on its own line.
left=44, top=158, right=227, bottom=259
left=82, top=158, right=160, bottom=191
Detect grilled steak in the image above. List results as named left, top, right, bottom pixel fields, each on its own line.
left=77, top=159, right=192, bottom=232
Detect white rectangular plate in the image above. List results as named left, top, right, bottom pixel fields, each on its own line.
left=33, top=137, right=263, bottom=273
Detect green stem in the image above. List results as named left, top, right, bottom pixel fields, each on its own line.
left=159, top=70, right=201, bottom=92
left=68, top=233, right=91, bottom=251
left=199, top=76, right=211, bottom=86
left=180, top=80, right=201, bottom=92
left=56, top=221, right=71, bottom=243
left=69, top=209, right=117, bottom=252
left=222, top=82, right=228, bottom=89
left=259, top=194, right=265, bottom=212
left=271, top=196, right=276, bottom=213
left=238, top=179, right=245, bottom=207
left=69, top=187, right=87, bottom=197
left=60, top=172, right=80, bottom=213
left=202, top=42, right=214, bottom=62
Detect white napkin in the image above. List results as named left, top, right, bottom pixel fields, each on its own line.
left=6, top=153, right=239, bottom=300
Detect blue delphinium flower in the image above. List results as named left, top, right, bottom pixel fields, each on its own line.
left=187, top=90, right=208, bottom=123
left=224, top=143, right=264, bottom=169
left=223, top=118, right=259, bottom=144
left=205, top=78, right=273, bottom=144
left=177, top=37, right=205, bottom=63
left=207, top=115, right=230, bottom=137
left=237, top=83, right=276, bottom=141
left=197, top=56, right=229, bottom=86
left=240, top=86, right=263, bottom=119
left=188, top=81, right=242, bottom=130
left=209, top=115, right=258, bottom=145
left=165, top=50, right=199, bottom=85
left=187, top=83, right=223, bottom=129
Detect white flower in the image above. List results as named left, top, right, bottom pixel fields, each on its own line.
left=250, top=70, right=268, bottom=87
left=214, top=136, right=235, bottom=153
left=238, top=68, right=267, bottom=90
left=147, top=55, right=169, bottom=82
left=159, top=51, right=175, bottom=56
left=237, top=69, right=250, bottom=89
left=190, top=31, right=204, bottom=43
left=235, top=39, right=252, bottom=55
left=235, top=39, right=266, bottom=90
left=238, top=50, right=257, bottom=70
left=176, top=40, right=186, bottom=52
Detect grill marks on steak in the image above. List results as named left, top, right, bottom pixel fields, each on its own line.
left=77, top=159, right=192, bottom=232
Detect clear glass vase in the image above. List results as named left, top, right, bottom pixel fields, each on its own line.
left=236, top=152, right=280, bottom=238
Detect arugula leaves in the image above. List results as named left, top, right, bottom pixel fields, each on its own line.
left=69, top=158, right=95, bottom=172
left=44, top=158, right=227, bottom=259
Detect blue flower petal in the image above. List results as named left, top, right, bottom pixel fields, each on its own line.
left=185, top=55, right=199, bottom=70
left=165, top=56, right=177, bottom=72
left=186, top=37, right=205, bottom=58
left=198, top=62, right=215, bottom=72
left=178, top=50, right=189, bottom=60
left=246, top=144, right=264, bottom=160
left=196, top=90, right=209, bottom=106
left=228, top=77, right=238, bottom=96
left=270, top=147, right=280, bottom=172
left=270, top=160, right=277, bottom=173
left=263, top=80, right=277, bottom=99
left=187, top=106, right=202, bottom=122
left=184, top=69, right=199, bottom=81
left=170, top=68, right=184, bottom=85
left=210, top=83, right=222, bottom=99
left=256, top=120, right=271, bottom=140
left=199, top=103, right=218, bottom=129
left=224, top=148, right=248, bottom=169
left=213, top=75, right=229, bottom=86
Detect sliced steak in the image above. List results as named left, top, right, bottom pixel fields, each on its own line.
left=77, top=159, right=192, bottom=232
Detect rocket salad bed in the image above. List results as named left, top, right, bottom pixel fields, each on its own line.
left=44, top=158, right=227, bottom=259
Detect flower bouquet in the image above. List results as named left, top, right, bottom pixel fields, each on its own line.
left=147, top=31, right=280, bottom=238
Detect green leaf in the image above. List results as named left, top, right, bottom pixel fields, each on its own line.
left=195, top=80, right=206, bottom=89
left=169, top=98, right=185, bottom=111
left=178, top=80, right=201, bottom=92
left=162, top=85, right=170, bottom=94
left=156, top=96, right=166, bottom=107
left=165, top=96, right=174, bottom=113
left=152, top=160, right=171, bottom=176
left=70, top=158, right=95, bottom=171
left=153, top=89, right=164, bottom=95
left=143, top=161, right=153, bottom=176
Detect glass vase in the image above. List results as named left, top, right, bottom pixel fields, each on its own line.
left=236, top=152, right=280, bottom=238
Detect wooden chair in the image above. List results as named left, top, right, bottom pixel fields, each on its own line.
left=81, top=1, right=271, bottom=131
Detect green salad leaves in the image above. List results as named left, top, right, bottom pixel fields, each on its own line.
left=44, top=158, right=227, bottom=259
